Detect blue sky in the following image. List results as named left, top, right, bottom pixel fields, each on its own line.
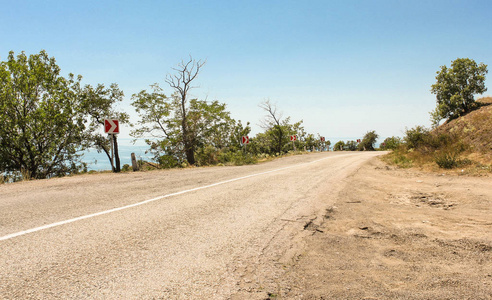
left=1, top=0, right=491, bottom=142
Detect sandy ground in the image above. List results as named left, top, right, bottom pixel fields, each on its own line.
left=278, top=158, right=491, bottom=299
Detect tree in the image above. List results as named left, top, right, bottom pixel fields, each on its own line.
left=380, top=136, right=401, bottom=150
left=259, top=100, right=285, bottom=155
left=430, top=58, right=488, bottom=126
left=304, top=134, right=317, bottom=151
left=165, top=57, right=206, bottom=165
left=0, top=50, right=87, bottom=179
left=346, top=140, right=358, bottom=151
left=258, top=100, right=304, bottom=155
left=358, top=130, right=379, bottom=151
left=131, top=81, right=243, bottom=167
left=79, top=83, right=129, bottom=172
left=333, top=141, right=345, bottom=151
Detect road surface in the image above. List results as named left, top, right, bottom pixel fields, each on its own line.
left=0, top=152, right=381, bottom=299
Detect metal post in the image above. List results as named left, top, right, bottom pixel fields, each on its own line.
left=110, top=134, right=115, bottom=172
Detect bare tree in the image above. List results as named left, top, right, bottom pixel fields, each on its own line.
left=165, top=56, right=205, bottom=165
left=259, top=100, right=285, bottom=154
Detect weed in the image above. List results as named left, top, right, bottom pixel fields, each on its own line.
left=435, top=151, right=460, bottom=169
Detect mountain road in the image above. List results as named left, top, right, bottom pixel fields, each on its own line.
left=0, top=152, right=382, bottom=299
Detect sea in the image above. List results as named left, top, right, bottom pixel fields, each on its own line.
left=81, top=138, right=154, bottom=171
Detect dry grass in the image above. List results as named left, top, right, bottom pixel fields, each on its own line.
left=477, top=96, right=492, bottom=104
left=384, top=100, right=492, bottom=175
left=437, top=104, right=492, bottom=156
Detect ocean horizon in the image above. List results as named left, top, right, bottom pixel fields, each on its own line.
left=82, top=138, right=153, bottom=171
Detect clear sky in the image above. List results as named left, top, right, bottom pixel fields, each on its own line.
left=1, top=0, right=491, bottom=141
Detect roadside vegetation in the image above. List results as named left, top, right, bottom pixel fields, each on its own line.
left=383, top=57, right=491, bottom=175
left=2, top=50, right=360, bottom=183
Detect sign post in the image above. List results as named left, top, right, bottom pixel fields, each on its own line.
left=104, top=119, right=120, bottom=172
left=241, top=136, right=249, bottom=153
left=290, top=135, right=297, bottom=151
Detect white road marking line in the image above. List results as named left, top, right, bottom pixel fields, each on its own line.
left=0, top=154, right=358, bottom=241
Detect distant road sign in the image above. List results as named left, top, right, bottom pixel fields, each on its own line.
left=241, top=136, right=250, bottom=144
left=290, top=135, right=297, bottom=142
left=320, top=137, right=325, bottom=142
left=104, top=119, right=119, bottom=134
left=357, top=139, right=361, bottom=143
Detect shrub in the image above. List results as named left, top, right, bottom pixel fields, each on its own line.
left=435, top=151, right=460, bottom=169
left=383, top=147, right=413, bottom=168
left=157, top=155, right=180, bottom=169
left=333, top=141, right=345, bottom=151
left=346, top=141, right=358, bottom=151
left=358, top=130, right=379, bottom=151
left=380, top=136, right=401, bottom=150
left=404, top=126, right=430, bottom=149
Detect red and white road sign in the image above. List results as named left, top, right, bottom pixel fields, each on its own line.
left=320, top=137, right=325, bottom=142
left=290, top=135, right=297, bottom=141
left=241, top=136, right=250, bottom=144
left=357, top=139, right=361, bottom=143
left=104, top=119, right=119, bottom=134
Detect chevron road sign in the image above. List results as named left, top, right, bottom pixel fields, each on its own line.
left=104, top=119, right=119, bottom=134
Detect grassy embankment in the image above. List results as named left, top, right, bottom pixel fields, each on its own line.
left=383, top=97, right=492, bottom=175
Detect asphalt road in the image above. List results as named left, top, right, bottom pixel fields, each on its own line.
left=0, top=152, right=382, bottom=299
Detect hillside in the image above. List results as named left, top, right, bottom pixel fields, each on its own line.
left=383, top=96, right=492, bottom=174
left=435, top=96, right=492, bottom=163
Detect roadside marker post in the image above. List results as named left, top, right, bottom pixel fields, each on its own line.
left=104, top=119, right=120, bottom=172
left=290, top=135, right=297, bottom=151
left=241, top=136, right=249, bottom=153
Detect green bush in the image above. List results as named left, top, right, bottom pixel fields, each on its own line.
left=404, top=126, right=430, bottom=149
left=435, top=151, right=459, bottom=169
left=157, top=155, right=180, bottom=169
left=333, top=141, right=345, bottom=151
left=380, top=136, right=402, bottom=150
left=218, top=150, right=257, bottom=166
left=358, top=130, right=379, bottom=151
left=195, top=145, right=220, bottom=166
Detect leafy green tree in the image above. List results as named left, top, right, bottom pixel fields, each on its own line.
left=259, top=100, right=286, bottom=155
left=79, top=83, right=129, bottom=172
left=346, top=140, right=358, bottom=151
left=131, top=82, right=243, bottom=167
left=430, top=58, right=488, bottom=126
left=258, top=100, right=304, bottom=155
left=358, top=130, right=379, bottom=151
left=304, top=134, right=317, bottom=151
left=0, top=50, right=87, bottom=179
left=333, top=141, right=345, bottom=151
left=380, top=136, right=401, bottom=150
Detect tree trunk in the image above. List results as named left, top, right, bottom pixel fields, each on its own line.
left=185, top=147, right=195, bottom=165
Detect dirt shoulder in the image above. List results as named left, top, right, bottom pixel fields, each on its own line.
left=280, top=158, right=491, bottom=299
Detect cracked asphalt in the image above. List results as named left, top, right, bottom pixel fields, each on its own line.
left=0, top=152, right=381, bottom=299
